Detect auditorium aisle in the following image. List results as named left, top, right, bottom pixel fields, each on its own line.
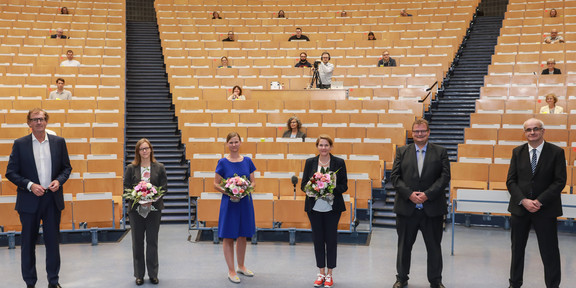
left=2, top=225, right=575, bottom=288
left=125, top=21, right=191, bottom=223
left=429, top=16, right=504, bottom=162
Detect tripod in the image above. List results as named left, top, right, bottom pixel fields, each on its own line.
left=308, top=67, right=322, bottom=89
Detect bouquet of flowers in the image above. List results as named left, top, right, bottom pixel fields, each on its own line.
left=123, top=181, right=165, bottom=209
left=304, top=167, right=339, bottom=201
left=220, top=174, right=254, bottom=202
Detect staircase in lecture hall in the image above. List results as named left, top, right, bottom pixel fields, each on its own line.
left=125, top=21, right=191, bottom=224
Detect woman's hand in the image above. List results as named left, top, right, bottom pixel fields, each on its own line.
left=141, top=202, right=152, bottom=208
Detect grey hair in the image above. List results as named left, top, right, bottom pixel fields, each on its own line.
left=523, top=118, right=545, bottom=129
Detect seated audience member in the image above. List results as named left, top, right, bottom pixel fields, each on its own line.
left=288, top=28, right=310, bottom=41
left=540, top=93, right=564, bottom=114
left=51, top=28, right=68, bottom=39
left=368, top=32, right=377, bottom=40
left=49, top=78, right=72, bottom=100
left=61, top=7, right=69, bottom=14
left=341, top=11, right=348, bottom=17
left=282, top=116, right=306, bottom=140
left=212, top=11, right=222, bottom=19
left=219, top=56, right=232, bottom=68
left=222, top=31, right=235, bottom=42
left=227, top=85, right=246, bottom=101
left=400, top=9, right=413, bottom=16
left=277, top=10, right=286, bottom=18
left=377, top=51, right=397, bottom=67
left=295, top=52, right=312, bottom=68
left=542, top=58, right=561, bottom=75
left=60, top=50, right=81, bottom=67
left=544, top=29, right=564, bottom=43
left=549, top=8, right=558, bottom=17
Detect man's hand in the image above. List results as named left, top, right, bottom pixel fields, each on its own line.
left=48, top=180, right=60, bottom=192
left=30, top=183, right=46, bottom=196
left=521, top=199, right=541, bottom=213
left=410, top=191, right=427, bottom=204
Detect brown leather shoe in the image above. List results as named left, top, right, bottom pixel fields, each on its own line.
left=393, top=280, right=408, bottom=288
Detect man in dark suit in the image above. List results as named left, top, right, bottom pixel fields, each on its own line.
left=506, top=118, right=566, bottom=288
left=50, top=28, right=68, bottom=39
left=390, top=118, right=450, bottom=288
left=6, top=108, right=72, bottom=288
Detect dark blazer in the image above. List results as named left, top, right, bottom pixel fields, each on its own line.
left=50, top=34, right=68, bottom=39
left=301, top=154, right=348, bottom=212
left=6, top=134, right=72, bottom=213
left=378, top=58, right=397, bottom=67
left=542, top=68, right=561, bottom=75
left=506, top=142, right=566, bottom=217
left=123, top=162, right=168, bottom=212
left=391, top=143, right=450, bottom=217
left=282, top=130, right=306, bottom=139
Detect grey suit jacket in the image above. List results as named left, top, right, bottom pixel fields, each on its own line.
left=390, top=142, right=451, bottom=217
left=123, top=161, right=168, bottom=212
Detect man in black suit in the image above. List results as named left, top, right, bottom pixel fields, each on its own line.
left=506, top=118, right=566, bottom=288
left=390, top=118, right=450, bottom=288
left=50, top=28, right=68, bottom=39
left=6, top=108, right=72, bottom=288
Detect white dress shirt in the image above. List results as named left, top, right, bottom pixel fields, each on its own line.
left=318, top=62, right=334, bottom=85
left=60, top=60, right=81, bottom=67
left=529, top=141, right=544, bottom=167
left=27, top=133, right=52, bottom=190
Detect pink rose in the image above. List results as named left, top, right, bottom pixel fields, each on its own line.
left=318, top=181, right=325, bottom=189
left=232, top=188, right=239, bottom=195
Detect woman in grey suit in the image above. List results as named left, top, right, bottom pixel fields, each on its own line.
left=282, top=116, right=306, bottom=140
left=124, top=138, right=167, bottom=286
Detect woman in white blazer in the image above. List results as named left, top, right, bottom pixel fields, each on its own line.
left=540, top=93, right=564, bottom=114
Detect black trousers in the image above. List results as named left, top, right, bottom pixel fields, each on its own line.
left=396, top=209, right=444, bottom=284
left=129, top=210, right=162, bottom=279
left=19, top=192, right=61, bottom=286
left=319, top=84, right=331, bottom=89
left=307, top=210, right=341, bottom=269
left=509, top=213, right=561, bottom=288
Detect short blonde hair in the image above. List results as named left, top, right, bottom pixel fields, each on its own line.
left=545, top=93, right=558, bottom=104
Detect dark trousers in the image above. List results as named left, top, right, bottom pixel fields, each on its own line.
left=319, top=84, right=331, bottom=89
left=509, top=213, right=561, bottom=288
left=396, top=210, right=444, bottom=284
left=129, top=210, right=162, bottom=279
left=19, top=192, right=61, bottom=286
left=307, top=210, right=341, bottom=269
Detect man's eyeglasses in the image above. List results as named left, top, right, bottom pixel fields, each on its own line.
left=29, top=118, right=46, bottom=122
left=412, top=130, right=428, bottom=134
left=524, top=127, right=542, bottom=133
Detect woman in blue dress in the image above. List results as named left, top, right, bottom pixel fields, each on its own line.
left=213, top=132, right=257, bottom=284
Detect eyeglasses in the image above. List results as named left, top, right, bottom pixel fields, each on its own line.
left=412, top=130, right=429, bottom=134
left=30, top=117, right=46, bottom=122
left=139, top=147, right=150, bottom=151
left=524, top=127, right=542, bottom=133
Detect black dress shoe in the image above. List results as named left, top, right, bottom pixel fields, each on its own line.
left=150, top=277, right=159, bottom=284
left=431, top=283, right=445, bottom=288
left=135, top=278, right=144, bottom=286
left=393, top=280, right=408, bottom=288
left=48, top=284, right=62, bottom=288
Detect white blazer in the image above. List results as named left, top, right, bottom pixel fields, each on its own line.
left=540, top=105, right=564, bottom=114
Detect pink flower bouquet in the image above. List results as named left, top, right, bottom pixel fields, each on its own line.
left=220, top=174, right=254, bottom=202
left=304, top=167, right=339, bottom=201
left=123, top=181, right=165, bottom=208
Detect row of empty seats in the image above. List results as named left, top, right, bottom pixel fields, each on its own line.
left=470, top=113, right=576, bottom=128
left=480, top=87, right=576, bottom=101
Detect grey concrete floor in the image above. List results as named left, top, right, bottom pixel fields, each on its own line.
left=1, top=224, right=575, bottom=288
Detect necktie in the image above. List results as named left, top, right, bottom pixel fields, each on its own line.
left=531, top=149, right=538, bottom=174
left=417, top=149, right=424, bottom=177
left=416, top=149, right=424, bottom=209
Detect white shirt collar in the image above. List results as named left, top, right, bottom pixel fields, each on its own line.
left=529, top=141, right=544, bottom=154
left=32, top=132, right=49, bottom=143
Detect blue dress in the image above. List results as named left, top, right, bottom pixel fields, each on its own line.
left=215, top=157, right=257, bottom=239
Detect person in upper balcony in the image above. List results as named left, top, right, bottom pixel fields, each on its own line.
left=544, top=29, right=564, bottom=44
left=400, top=9, right=413, bottom=17
left=378, top=51, right=397, bottom=67
left=288, top=28, right=310, bottom=41
left=60, top=7, right=69, bottom=14
left=212, top=11, right=222, bottom=19
left=227, top=86, right=246, bottom=101
left=222, top=31, right=235, bottom=42
left=60, top=50, right=81, bottom=67
left=295, top=52, right=312, bottom=68
left=542, top=58, right=561, bottom=75
left=50, top=28, right=67, bottom=39
left=219, top=56, right=232, bottom=68
left=282, top=116, right=306, bottom=140
left=368, top=32, right=377, bottom=40
left=540, top=93, right=564, bottom=114
left=549, top=8, right=558, bottom=17
left=277, top=10, right=286, bottom=18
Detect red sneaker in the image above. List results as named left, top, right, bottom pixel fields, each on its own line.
left=314, top=274, right=325, bottom=287
left=324, top=274, right=333, bottom=287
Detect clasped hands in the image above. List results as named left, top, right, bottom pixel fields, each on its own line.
left=409, top=191, right=428, bottom=204
left=521, top=198, right=542, bottom=213
left=31, top=180, right=60, bottom=197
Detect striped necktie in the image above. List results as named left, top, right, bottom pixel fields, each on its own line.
left=531, top=149, right=538, bottom=174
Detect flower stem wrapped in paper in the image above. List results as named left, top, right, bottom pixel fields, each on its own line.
left=304, top=167, right=340, bottom=201
left=123, top=181, right=166, bottom=209
left=220, top=174, right=254, bottom=202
